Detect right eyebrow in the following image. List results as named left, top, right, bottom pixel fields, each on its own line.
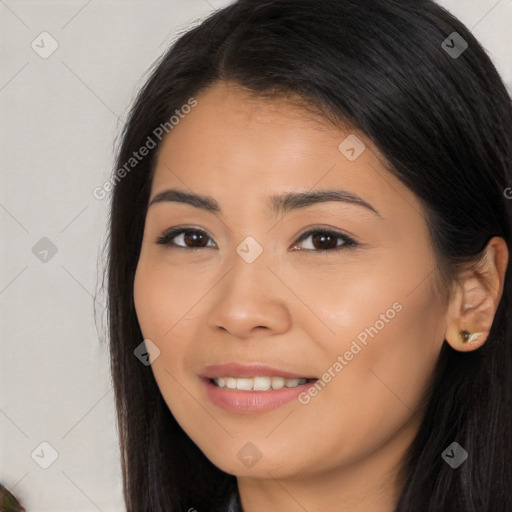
left=148, top=189, right=220, bottom=214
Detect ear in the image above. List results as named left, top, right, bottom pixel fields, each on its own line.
left=444, top=236, right=509, bottom=352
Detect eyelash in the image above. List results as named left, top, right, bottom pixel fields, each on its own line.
left=155, top=227, right=358, bottom=252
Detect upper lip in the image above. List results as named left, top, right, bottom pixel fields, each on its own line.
left=200, top=362, right=316, bottom=380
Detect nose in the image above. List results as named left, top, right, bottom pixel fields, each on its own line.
left=206, top=254, right=292, bottom=339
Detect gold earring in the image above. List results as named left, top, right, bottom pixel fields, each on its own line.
left=460, top=330, right=481, bottom=343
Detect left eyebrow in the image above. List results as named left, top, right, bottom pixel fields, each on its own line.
left=147, top=188, right=382, bottom=219
left=267, top=189, right=382, bottom=219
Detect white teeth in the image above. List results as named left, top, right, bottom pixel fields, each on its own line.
left=212, top=376, right=308, bottom=391
left=253, top=376, right=271, bottom=391
left=271, top=377, right=285, bottom=390
left=236, top=378, right=253, bottom=391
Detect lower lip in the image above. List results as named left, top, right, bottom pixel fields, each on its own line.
left=201, top=377, right=317, bottom=413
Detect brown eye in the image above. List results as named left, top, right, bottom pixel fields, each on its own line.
left=292, top=229, right=357, bottom=252
left=156, top=228, right=216, bottom=249
left=182, top=230, right=209, bottom=248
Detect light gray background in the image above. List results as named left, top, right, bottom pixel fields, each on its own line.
left=1, top=1, right=511, bottom=510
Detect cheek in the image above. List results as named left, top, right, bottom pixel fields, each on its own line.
left=291, top=254, right=445, bottom=452
left=133, top=259, right=205, bottom=393
left=133, top=264, right=163, bottom=339
left=133, top=258, right=197, bottom=341
left=133, top=261, right=199, bottom=417
left=309, top=282, right=443, bottom=441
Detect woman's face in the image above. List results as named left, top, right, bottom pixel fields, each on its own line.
left=133, top=81, right=449, bottom=484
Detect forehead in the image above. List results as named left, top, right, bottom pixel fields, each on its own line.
left=153, top=82, right=357, bottom=181
left=190, top=80, right=338, bottom=129
left=150, top=81, right=423, bottom=225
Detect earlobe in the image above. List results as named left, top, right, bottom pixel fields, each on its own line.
left=443, top=236, right=509, bottom=353
left=459, top=330, right=483, bottom=344
left=445, top=323, right=490, bottom=352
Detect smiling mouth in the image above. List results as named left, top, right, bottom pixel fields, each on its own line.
left=210, top=376, right=317, bottom=391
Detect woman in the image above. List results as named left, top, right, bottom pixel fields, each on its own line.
left=105, top=0, right=512, bottom=510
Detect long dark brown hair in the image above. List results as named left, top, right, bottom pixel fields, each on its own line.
left=100, top=1, right=512, bottom=510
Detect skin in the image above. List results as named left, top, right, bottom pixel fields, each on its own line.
left=133, top=80, right=508, bottom=512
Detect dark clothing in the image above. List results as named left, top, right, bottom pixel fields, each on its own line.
left=226, top=490, right=243, bottom=512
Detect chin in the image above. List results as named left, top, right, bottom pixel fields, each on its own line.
left=202, top=447, right=304, bottom=479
